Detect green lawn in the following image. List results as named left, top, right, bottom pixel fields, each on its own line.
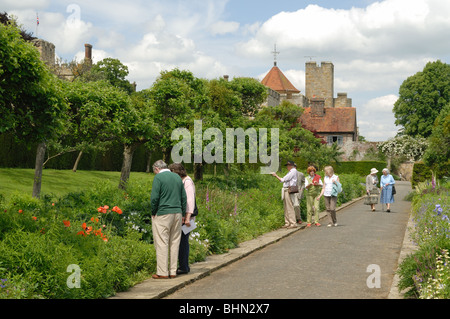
left=0, top=168, right=153, bottom=198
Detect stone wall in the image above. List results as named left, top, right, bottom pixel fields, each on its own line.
left=339, top=140, right=379, bottom=161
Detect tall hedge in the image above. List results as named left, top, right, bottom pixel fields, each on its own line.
left=331, top=161, right=386, bottom=178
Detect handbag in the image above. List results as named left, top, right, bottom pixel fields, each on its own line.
left=392, top=185, right=396, bottom=195
left=288, top=185, right=299, bottom=194
left=364, top=194, right=378, bottom=205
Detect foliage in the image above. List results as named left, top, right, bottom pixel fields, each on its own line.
left=0, top=22, right=68, bottom=142
left=393, top=60, right=450, bottom=138
left=397, top=180, right=450, bottom=298
left=423, top=102, right=450, bottom=176
left=378, top=135, right=428, bottom=162
left=87, top=58, right=134, bottom=94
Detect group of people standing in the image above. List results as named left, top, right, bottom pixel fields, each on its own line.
left=272, top=162, right=342, bottom=228
left=365, top=168, right=396, bottom=212
left=150, top=160, right=197, bottom=279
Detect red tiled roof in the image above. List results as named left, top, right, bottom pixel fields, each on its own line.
left=299, top=107, right=357, bottom=133
left=261, top=65, right=300, bottom=94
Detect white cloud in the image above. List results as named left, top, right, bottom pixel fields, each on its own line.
left=238, top=0, right=450, bottom=60
left=210, top=20, right=240, bottom=35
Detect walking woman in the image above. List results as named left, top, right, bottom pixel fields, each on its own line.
left=365, top=168, right=379, bottom=212
left=317, top=166, right=340, bottom=227
left=380, top=168, right=395, bottom=212
left=305, top=166, right=322, bottom=227
left=169, top=163, right=197, bottom=275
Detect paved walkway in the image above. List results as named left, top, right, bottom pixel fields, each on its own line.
left=111, top=181, right=413, bottom=299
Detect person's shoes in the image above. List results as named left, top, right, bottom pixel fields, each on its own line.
left=169, top=275, right=177, bottom=279
left=152, top=274, right=169, bottom=279
left=287, top=225, right=298, bottom=229
left=327, top=223, right=332, bottom=227
left=334, top=223, right=338, bottom=227
left=176, top=269, right=189, bottom=275
left=315, top=223, right=321, bottom=227
left=297, top=219, right=303, bottom=224
left=306, top=223, right=312, bottom=227
left=387, top=209, right=390, bottom=212
left=281, top=224, right=289, bottom=228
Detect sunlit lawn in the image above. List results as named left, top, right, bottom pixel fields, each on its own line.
left=0, top=168, right=153, bottom=199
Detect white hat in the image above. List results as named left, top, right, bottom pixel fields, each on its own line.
left=370, top=168, right=378, bottom=174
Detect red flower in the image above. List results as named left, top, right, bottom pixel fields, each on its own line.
left=18, top=209, right=23, bottom=214
left=63, top=220, right=71, bottom=227
left=97, top=205, right=109, bottom=214
left=82, top=222, right=87, bottom=230
left=112, top=206, right=123, bottom=215
left=90, top=217, right=99, bottom=223
left=77, top=231, right=86, bottom=237
left=32, top=216, right=37, bottom=221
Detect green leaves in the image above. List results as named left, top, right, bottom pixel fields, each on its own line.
left=393, top=60, right=450, bottom=138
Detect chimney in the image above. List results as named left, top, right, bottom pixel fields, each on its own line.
left=223, top=75, right=229, bottom=81
left=84, top=43, right=92, bottom=65
left=310, top=98, right=325, bottom=117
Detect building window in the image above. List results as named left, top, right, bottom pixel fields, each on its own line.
left=327, top=135, right=343, bottom=145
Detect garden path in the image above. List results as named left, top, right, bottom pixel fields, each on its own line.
left=164, top=181, right=412, bottom=299
left=111, top=181, right=412, bottom=299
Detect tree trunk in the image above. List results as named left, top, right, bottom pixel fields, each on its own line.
left=145, top=149, right=152, bottom=173
left=194, top=162, right=203, bottom=181
left=32, top=142, right=47, bottom=199
left=72, top=150, right=83, bottom=172
left=162, top=147, right=171, bottom=164
left=119, top=143, right=138, bottom=190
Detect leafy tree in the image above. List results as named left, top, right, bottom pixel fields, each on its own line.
left=148, top=69, right=201, bottom=162
left=117, top=91, right=156, bottom=189
left=225, top=77, right=268, bottom=117
left=254, top=100, right=341, bottom=170
left=0, top=21, right=68, bottom=198
left=393, top=60, right=450, bottom=138
left=58, top=80, right=132, bottom=172
left=423, top=102, right=450, bottom=175
left=88, top=58, right=134, bottom=94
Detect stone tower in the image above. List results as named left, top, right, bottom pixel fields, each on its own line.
left=305, top=61, right=334, bottom=108
left=32, top=38, right=55, bottom=66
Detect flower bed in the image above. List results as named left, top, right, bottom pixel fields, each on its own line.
left=397, top=180, right=450, bottom=298
left=0, top=170, right=365, bottom=299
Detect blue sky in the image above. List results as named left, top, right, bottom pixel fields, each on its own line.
left=2, top=0, right=450, bottom=141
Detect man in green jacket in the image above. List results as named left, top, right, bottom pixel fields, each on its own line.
left=150, top=160, right=187, bottom=279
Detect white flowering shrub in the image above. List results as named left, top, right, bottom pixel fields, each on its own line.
left=378, top=135, right=428, bottom=162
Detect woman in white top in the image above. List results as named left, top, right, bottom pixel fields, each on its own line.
left=317, top=166, right=340, bottom=227
left=169, top=163, right=197, bottom=275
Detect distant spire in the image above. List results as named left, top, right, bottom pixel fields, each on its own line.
left=272, top=44, right=280, bottom=66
